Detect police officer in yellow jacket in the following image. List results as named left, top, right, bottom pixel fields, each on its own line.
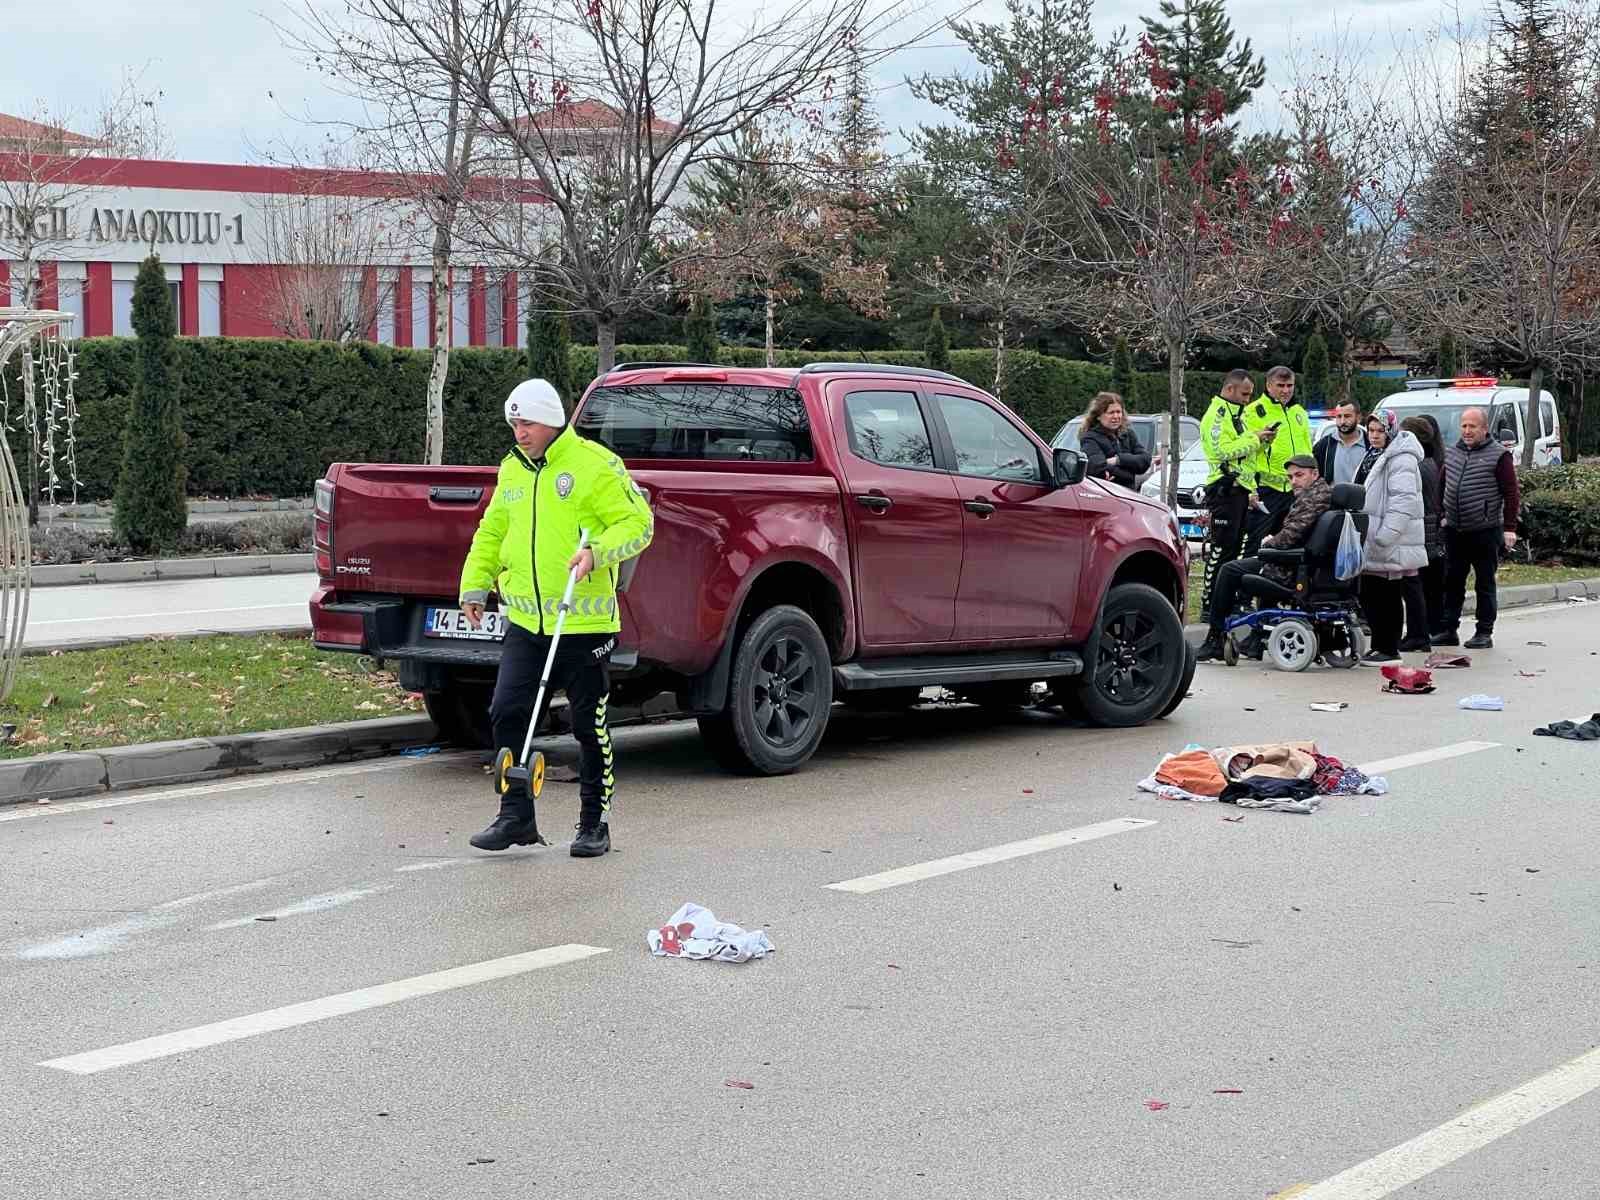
left=1240, top=365, right=1316, bottom=553
left=1197, top=369, right=1271, bottom=623
left=460, top=378, right=653, bottom=857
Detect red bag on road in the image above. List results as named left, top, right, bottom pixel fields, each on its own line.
left=1380, top=665, right=1435, bottom=695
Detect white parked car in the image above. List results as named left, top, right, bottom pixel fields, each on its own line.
left=1141, top=438, right=1210, bottom=543
left=1375, top=378, right=1562, bottom=466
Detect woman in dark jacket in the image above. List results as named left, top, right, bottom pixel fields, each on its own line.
left=1403, top=414, right=1448, bottom=638
left=1079, top=391, right=1151, bottom=490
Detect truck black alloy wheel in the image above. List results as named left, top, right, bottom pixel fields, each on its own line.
left=698, top=604, right=833, bottom=775
left=1074, top=583, right=1186, bottom=727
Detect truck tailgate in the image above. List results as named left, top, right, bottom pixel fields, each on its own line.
left=328, top=462, right=498, bottom=597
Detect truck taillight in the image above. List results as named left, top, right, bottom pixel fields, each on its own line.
left=313, top=477, right=334, bottom=579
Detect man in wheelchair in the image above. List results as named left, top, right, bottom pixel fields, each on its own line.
left=1197, top=456, right=1339, bottom=664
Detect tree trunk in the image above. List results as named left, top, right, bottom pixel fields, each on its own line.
left=1522, top=364, right=1543, bottom=471
left=992, top=316, right=1007, bottom=396
left=1335, top=332, right=1354, bottom=406
left=1165, top=337, right=1185, bottom=507
left=1570, top=374, right=1586, bottom=463
left=596, top=316, right=617, bottom=377
left=424, top=235, right=451, bottom=466
left=764, top=291, right=776, bottom=368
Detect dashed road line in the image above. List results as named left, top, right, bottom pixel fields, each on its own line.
left=39, top=944, right=610, bottom=1074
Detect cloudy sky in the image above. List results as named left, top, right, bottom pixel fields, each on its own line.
left=9, top=0, right=1477, bottom=164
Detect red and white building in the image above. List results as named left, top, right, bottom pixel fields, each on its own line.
left=0, top=114, right=545, bottom=347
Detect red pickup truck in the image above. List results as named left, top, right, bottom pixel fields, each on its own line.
left=310, top=361, right=1194, bottom=774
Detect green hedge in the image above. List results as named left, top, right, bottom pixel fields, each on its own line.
left=1519, top=464, right=1600, bottom=564
left=34, top=337, right=1410, bottom=501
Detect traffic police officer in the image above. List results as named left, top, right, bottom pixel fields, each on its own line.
left=1197, top=369, right=1270, bottom=624
left=1240, top=365, right=1315, bottom=553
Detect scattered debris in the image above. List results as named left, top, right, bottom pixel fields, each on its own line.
left=1424, top=652, right=1471, bottom=669
left=1243, top=707, right=1256, bottom=712
left=466, top=1158, right=495, bottom=1165
left=1309, top=702, right=1348, bottom=712
left=400, top=745, right=442, bottom=758
left=254, top=915, right=278, bottom=923
left=35, top=798, right=50, bottom=805
left=1021, top=788, right=1034, bottom=794
left=724, top=1080, right=756, bottom=1090
left=1213, top=1089, right=1244, bottom=1095
left=887, top=964, right=901, bottom=970
left=1211, top=938, right=1261, bottom=949
left=1526, top=868, right=1541, bottom=874
left=1517, top=670, right=1546, bottom=678
left=102, top=819, right=114, bottom=826
left=1458, top=694, right=1505, bottom=711
left=377, top=1112, right=389, bottom=1117
left=1113, top=882, right=1123, bottom=891
left=1382, top=665, right=1435, bottom=694
left=1290, top=906, right=1302, bottom=912
left=1533, top=713, right=1600, bottom=741
left=1144, top=1100, right=1169, bottom=1112
left=1527, top=640, right=1548, bottom=647
left=647, top=903, right=774, bottom=962
left=1222, top=814, right=1245, bottom=823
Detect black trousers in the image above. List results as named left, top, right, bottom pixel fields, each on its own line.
left=1361, top=574, right=1426, bottom=655
left=1421, top=556, right=1446, bottom=635
left=1207, top=556, right=1264, bottom=634
left=1442, top=527, right=1502, bottom=635
left=1200, top=487, right=1250, bottom=624
left=490, top=625, right=616, bottom=828
left=1243, top=486, right=1293, bottom=555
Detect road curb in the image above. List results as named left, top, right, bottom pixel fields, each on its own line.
left=1182, top=575, right=1600, bottom=636
left=32, top=553, right=313, bottom=588
left=0, top=715, right=437, bottom=807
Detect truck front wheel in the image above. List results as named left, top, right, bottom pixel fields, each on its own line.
left=1065, top=583, right=1186, bottom=727
left=697, top=604, right=833, bottom=775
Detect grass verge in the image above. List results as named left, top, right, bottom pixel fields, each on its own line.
left=1, top=634, right=421, bottom=760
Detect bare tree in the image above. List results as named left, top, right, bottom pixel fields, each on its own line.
left=1401, top=0, right=1600, bottom=468
left=1044, top=39, right=1286, bottom=503
left=285, top=0, right=510, bottom=464
left=452, top=0, right=931, bottom=376
left=0, top=74, right=165, bottom=522
left=1274, top=30, right=1428, bottom=402
left=253, top=186, right=410, bottom=341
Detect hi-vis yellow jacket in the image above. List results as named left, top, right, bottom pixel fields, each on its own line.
left=459, top=427, right=653, bottom=636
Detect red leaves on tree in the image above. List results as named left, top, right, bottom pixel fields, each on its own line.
left=1278, top=173, right=1295, bottom=196
left=1094, top=89, right=1116, bottom=114
left=1155, top=95, right=1178, bottom=115
left=1150, top=64, right=1177, bottom=92
left=1096, top=185, right=1113, bottom=209
left=1394, top=199, right=1408, bottom=220
left=1203, top=87, right=1227, bottom=126
left=1462, top=197, right=1474, bottom=218
left=1096, top=113, right=1111, bottom=145
left=1220, top=234, right=1236, bottom=256
left=1137, top=33, right=1158, bottom=61
left=552, top=79, right=571, bottom=105
left=1019, top=69, right=1033, bottom=88
left=1193, top=206, right=1211, bottom=233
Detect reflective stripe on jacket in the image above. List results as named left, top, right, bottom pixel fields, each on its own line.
left=1200, top=396, right=1257, bottom=489
left=1241, top=397, right=1314, bottom=492
left=459, top=427, right=654, bottom=636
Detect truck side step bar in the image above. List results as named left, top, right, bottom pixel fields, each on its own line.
left=833, top=651, right=1084, bottom=692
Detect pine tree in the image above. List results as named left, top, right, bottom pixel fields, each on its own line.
left=1110, top=335, right=1135, bottom=401
left=1436, top=330, right=1460, bottom=378
left=684, top=295, right=719, bottom=364
left=1136, top=0, right=1266, bottom=160
left=113, top=254, right=188, bottom=552
left=1302, top=327, right=1331, bottom=405
left=925, top=307, right=952, bottom=372
left=526, top=280, right=575, bottom=414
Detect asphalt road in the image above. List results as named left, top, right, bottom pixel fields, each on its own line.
left=3, top=601, right=1598, bottom=1200
left=23, top=573, right=316, bottom=648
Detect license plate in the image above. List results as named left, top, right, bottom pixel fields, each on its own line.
left=424, top=607, right=507, bottom=640
left=1180, top=522, right=1206, bottom=539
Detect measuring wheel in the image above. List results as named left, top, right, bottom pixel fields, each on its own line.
left=493, top=746, right=516, bottom=795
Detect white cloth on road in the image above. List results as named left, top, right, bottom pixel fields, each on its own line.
left=1459, top=694, right=1505, bottom=711
left=646, top=902, right=774, bottom=963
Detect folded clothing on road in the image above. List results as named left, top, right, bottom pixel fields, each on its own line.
left=1533, top=713, right=1600, bottom=741
left=1458, top=694, right=1505, bottom=711
left=646, top=902, right=774, bottom=963
left=1136, top=743, right=1387, bottom=813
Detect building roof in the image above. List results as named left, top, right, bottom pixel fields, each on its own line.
left=0, top=112, right=103, bottom=152
left=519, top=98, right=678, bottom=137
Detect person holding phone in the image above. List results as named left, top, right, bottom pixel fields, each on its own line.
left=1241, top=366, right=1314, bottom=554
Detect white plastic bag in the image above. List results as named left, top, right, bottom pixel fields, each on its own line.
left=1334, top=512, right=1364, bottom=581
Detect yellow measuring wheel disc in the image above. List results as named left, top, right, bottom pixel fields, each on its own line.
left=530, top=752, right=547, bottom=800
left=495, top=747, right=516, bottom=795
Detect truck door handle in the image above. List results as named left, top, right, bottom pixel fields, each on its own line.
left=855, top=494, right=892, bottom=513
left=963, top=499, right=996, bottom=516
left=429, top=486, right=484, bottom=504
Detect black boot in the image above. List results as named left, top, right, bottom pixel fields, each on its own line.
left=1196, top=633, right=1226, bottom=662
left=469, top=797, right=544, bottom=851
left=570, top=821, right=610, bottom=858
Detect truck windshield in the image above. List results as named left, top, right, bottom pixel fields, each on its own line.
left=577, top=383, right=813, bottom=462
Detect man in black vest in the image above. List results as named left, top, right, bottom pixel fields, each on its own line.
left=1434, top=407, right=1521, bottom=650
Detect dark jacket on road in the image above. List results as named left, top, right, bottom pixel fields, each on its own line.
left=1081, top=425, right=1151, bottom=490
left=1259, top=477, right=1333, bottom=585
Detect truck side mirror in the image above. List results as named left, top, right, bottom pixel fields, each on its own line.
left=1053, top=447, right=1086, bottom=487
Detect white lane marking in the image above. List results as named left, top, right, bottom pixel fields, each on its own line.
left=1360, top=741, right=1499, bottom=776
left=16, top=879, right=282, bottom=961
left=39, top=944, right=610, bottom=1074
left=394, top=858, right=486, bottom=873
left=206, top=886, right=392, bottom=930
left=31, top=604, right=305, bottom=627
left=825, top=818, right=1156, bottom=895
left=1289, top=1044, right=1600, bottom=1200
left=0, top=754, right=473, bottom=824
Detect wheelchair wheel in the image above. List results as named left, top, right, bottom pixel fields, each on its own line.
left=1267, top=619, right=1318, bottom=672
left=1222, top=633, right=1239, bottom=666
left=1322, top=619, right=1366, bottom=670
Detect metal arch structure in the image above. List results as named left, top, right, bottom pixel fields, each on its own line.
left=0, top=307, right=74, bottom=702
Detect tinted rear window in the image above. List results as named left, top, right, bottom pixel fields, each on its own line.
left=577, top=384, right=813, bottom=462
